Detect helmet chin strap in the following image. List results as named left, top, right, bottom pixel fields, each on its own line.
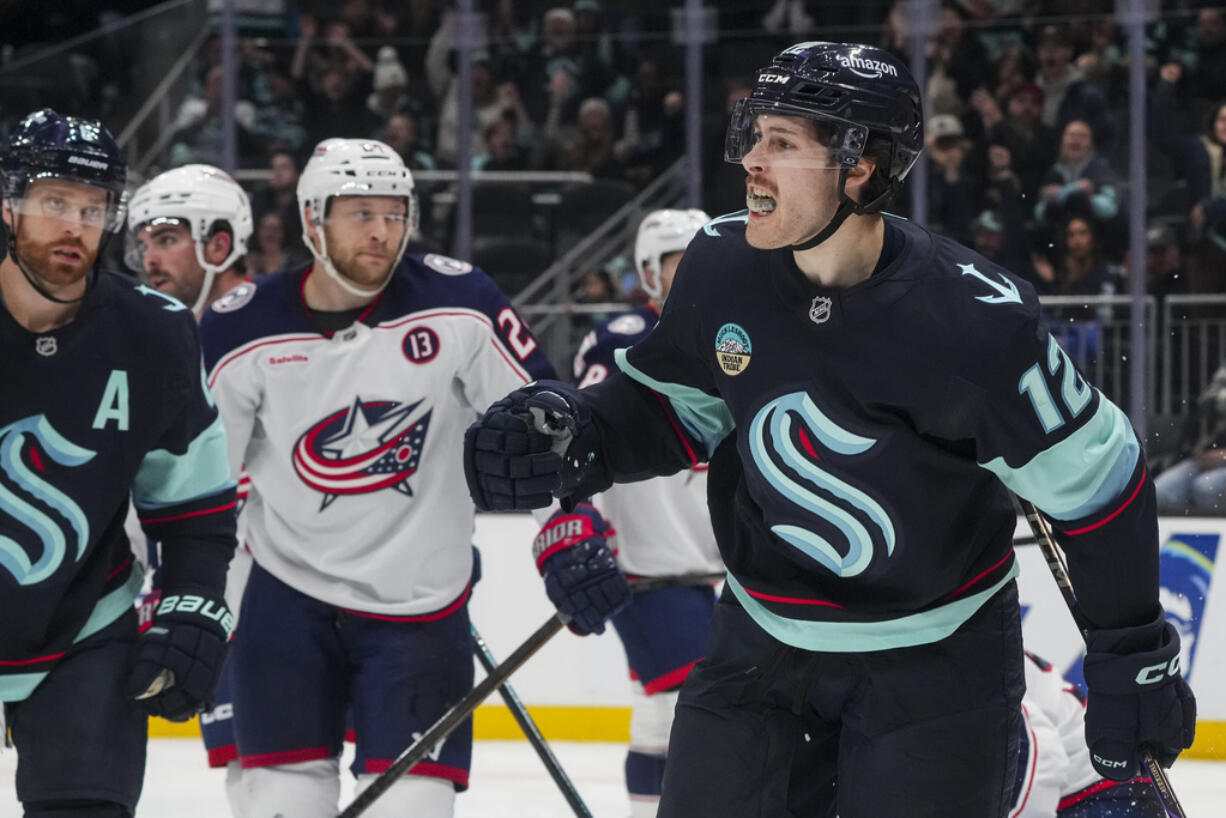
left=303, top=224, right=395, bottom=301
left=790, top=167, right=862, bottom=253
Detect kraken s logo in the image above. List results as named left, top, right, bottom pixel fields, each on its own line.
left=748, top=393, right=895, bottom=578
left=0, top=415, right=95, bottom=585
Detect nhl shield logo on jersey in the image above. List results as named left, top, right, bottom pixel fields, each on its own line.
left=715, top=323, right=751, bottom=376
left=809, top=296, right=832, bottom=325
left=34, top=336, right=57, bottom=357
left=292, top=396, right=432, bottom=510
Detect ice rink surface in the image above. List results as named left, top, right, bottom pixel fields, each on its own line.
left=2, top=739, right=1224, bottom=817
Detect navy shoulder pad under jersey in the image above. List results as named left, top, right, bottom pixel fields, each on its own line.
left=0, top=271, right=235, bottom=700
left=388, top=253, right=556, bottom=381
left=573, top=304, right=658, bottom=386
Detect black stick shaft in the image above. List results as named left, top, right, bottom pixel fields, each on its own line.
left=471, top=624, right=594, bottom=818
left=1010, top=495, right=1188, bottom=818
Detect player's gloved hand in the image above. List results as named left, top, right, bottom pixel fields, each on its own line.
left=125, top=588, right=234, bottom=722
left=465, top=381, right=598, bottom=511
left=1082, top=613, right=1196, bottom=780
left=533, top=503, right=630, bottom=635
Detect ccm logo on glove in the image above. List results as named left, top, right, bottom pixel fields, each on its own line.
left=1136, top=656, right=1181, bottom=685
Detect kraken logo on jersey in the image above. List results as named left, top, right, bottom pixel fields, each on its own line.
left=747, top=392, right=896, bottom=578
left=292, top=396, right=432, bottom=510
left=0, top=415, right=95, bottom=585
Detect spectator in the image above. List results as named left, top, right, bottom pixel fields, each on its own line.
left=1150, top=62, right=1225, bottom=224
left=1032, top=215, right=1122, bottom=366
left=1034, top=24, right=1114, bottom=153
left=366, top=45, right=413, bottom=121
left=301, top=63, right=380, bottom=149
left=247, top=60, right=308, bottom=157
left=1145, top=223, right=1189, bottom=300
left=564, top=96, right=625, bottom=179
left=983, top=83, right=1058, bottom=202
left=1154, top=363, right=1226, bottom=515
left=168, top=64, right=259, bottom=167
left=1035, top=119, right=1119, bottom=233
left=924, top=113, right=980, bottom=244
left=932, top=2, right=991, bottom=104
left=473, top=112, right=531, bottom=171
left=971, top=206, right=1037, bottom=286
left=383, top=112, right=436, bottom=171
left=615, top=56, right=685, bottom=186
left=1187, top=8, right=1226, bottom=124
left=246, top=211, right=308, bottom=277
left=571, top=0, right=632, bottom=109
left=249, top=150, right=301, bottom=235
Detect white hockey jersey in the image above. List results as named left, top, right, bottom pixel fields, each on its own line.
left=201, top=255, right=554, bottom=615
left=573, top=306, right=723, bottom=577
left=1011, top=652, right=1102, bottom=818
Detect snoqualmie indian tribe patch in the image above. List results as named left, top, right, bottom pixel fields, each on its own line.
left=715, top=323, right=751, bottom=376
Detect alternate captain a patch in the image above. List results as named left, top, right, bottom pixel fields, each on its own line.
left=292, top=397, right=432, bottom=509
left=715, top=323, right=751, bottom=376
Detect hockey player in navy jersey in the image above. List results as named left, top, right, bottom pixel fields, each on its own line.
left=0, top=110, right=237, bottom=817
left=200, top=137, right=555, bottom=818
left=465, top=42, right=1196, bottom=818
left=126, top=163, right=255, bottom=816
left=533, top=208, right=723, bottom=817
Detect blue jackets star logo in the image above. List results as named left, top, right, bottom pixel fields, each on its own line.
left=292, top=397, right=432, bottom=510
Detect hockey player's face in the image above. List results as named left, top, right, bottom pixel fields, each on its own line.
left=741, top=115, right=839, bottom=250
left=321, top=196, right=408, bottom=286
left=6, top=179, right=105, bottom=287
left=135, top=221, right=205, bottom=307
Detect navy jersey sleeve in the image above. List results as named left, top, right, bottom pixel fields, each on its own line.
left=572, top=309, right=654, bottom=387
left=131, top=310, right=237, bottom=590
left=458, top=260, right=556, bottom=382
left=569, top=232, right=733, bottom=496
left=947, top=284, right=1156, bottom=630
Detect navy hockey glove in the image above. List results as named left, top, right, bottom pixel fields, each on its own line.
left=125, top=588, right=233, bottom=722
left=533, top=503, right=630, bottom=635
left=465, top=381, right=598, bottom=511
left=1082, top=613, right=1196, bottom=780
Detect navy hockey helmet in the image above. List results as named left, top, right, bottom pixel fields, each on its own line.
left=2, top=108, right=128, bottom=233
left=726, top=42, right=923, bottom=248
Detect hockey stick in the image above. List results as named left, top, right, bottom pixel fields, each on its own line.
left=1010, top=495, right=1188, bottom=818
left=471, top=623, right=594, bottom=818
left=337, top=571, right=724, bottom=817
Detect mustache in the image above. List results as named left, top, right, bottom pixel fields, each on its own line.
left=745, top=176, right=776, bottom=195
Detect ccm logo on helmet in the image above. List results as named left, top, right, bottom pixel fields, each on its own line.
left=1135, top=656, right=1181, bottom=685
left=837, top=54, right=898, bottom=79
left=757, top=73, right=790, bottom=85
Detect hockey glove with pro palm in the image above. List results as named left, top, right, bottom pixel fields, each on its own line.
left=533, top=503, right=630, bottom=635
left=465, top=381, right=599, bottom=511
left=1082, top=613, right=1196, bottom=780
left=125, top=587, right=233, bottom=722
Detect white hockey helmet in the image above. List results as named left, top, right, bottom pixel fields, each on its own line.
left=127, top=164, right=253, bottom=314
left=297, top=138, right=415, bottom=298
left=634, top=208, right=709, bottom=301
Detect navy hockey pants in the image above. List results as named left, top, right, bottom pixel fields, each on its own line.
left=658, top=581, right=1025, bottom=818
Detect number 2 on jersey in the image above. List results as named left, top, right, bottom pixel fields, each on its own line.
left=496, top=308, right=538, bottom=361
left=1018, top=334, right=1092, bottom=434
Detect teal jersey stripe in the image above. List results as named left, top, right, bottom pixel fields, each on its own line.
left=614, top=349, right=734, bottom=458
left=725, top=563, right=1019, bottom=652
left=980, top=395, right=1139, bottom=521
left=0, top=567, right=144, bottom=702
left=132, top=413, right=236, bottom=511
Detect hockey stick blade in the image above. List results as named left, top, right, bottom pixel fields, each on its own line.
left=472, top=624, right=594, bottom=818
left=1010, top=494, right=1188, bottom=818
left=337, top=613, right=569, bottom=818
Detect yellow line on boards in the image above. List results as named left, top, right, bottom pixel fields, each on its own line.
left=149, top=709, right=1226, bottom=759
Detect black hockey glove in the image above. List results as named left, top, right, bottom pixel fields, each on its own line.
left=533, top=503, right=630, bottom=635
left=1082, top=613, right=1196, bottom=780
left=125, top=588, right=233, bottom=722
left=465, top=381, right=598, bottom=511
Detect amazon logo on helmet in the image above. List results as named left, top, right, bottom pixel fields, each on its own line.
left=835, top=54, right=899, bottom=80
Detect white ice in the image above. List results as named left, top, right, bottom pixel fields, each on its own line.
left=2, top=739, right=1224, bottom=816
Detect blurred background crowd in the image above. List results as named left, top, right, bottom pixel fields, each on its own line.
left=6, top=0, right=1226, bottom=509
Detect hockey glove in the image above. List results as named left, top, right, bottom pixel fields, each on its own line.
left=1082, top=613, right=1196, bottom=780
left=533, top=503, right=630, bottom=635
left=465, top=381, right=599, bottom=511
left=125, top=588, right=234, bottom=722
